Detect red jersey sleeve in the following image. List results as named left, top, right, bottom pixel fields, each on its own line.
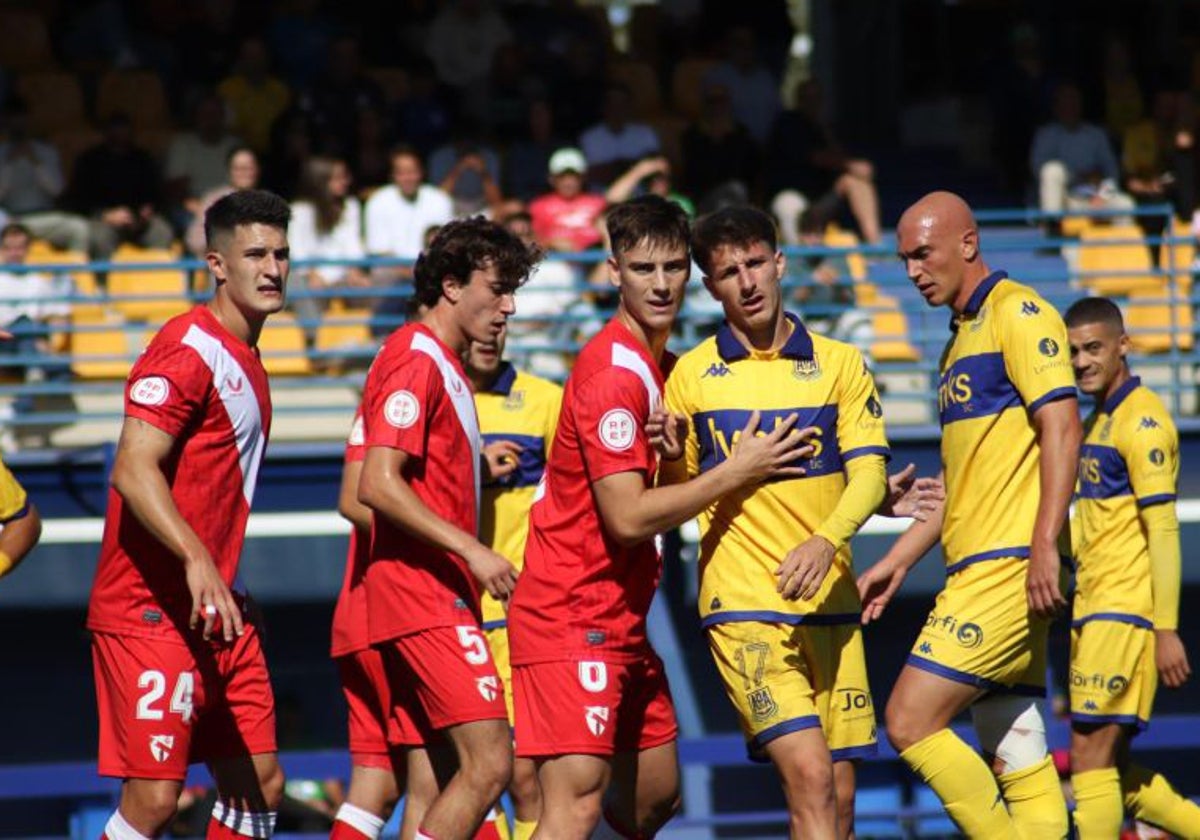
left=362, top=354, right=440, bottom=460
left=124, top=341, right=212, bottom=439
left=574, top=367, right=653, bottom=482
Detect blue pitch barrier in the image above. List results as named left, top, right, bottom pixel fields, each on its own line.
left=5, top=715, right=1199, bottom=839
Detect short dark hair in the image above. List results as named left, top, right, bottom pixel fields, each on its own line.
left=226, top=144, right=257, bottom=166
left=388, top=143, right=422, bottom=166
left=411, top=216, right=540, bottom=309
left=204, top=189, right=291, bottom=250
left=0, top=222, right=32, bottom=242
left=1065, top=296, right=1125, bottom=331
left=606, top=195, right=691, bottom=260
left=691, top=205, right=778, bottom=276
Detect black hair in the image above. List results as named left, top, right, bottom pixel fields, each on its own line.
left=204, top=189, right=291, bottom=250
left=691, top=205, right=778, bottom=276
left=411, top=216, right=540, bottom=309
left=1064, top=296, right=1125, bottom=331
left=605, top=195, right=691, bottom=261
left=225, top=144, right=257, bottom=166
left=0, top=222, right=32, bottom=242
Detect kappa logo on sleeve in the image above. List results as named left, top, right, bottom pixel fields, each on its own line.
left=598, top=408, right=636, bottom=451
left=348, top=415, right=365, bottom=445
left=130, top=376, right=170, bottom=406
left=384, top=390, right=420, bottom=429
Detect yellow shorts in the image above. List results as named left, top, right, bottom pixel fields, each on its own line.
left=1069, top=618, right=1156, bottom=731
left=908, top=557, right=1048, bottom=696
left=707, top=620, right=877, bottom=761
left=483, top=622, right=515, bottom=725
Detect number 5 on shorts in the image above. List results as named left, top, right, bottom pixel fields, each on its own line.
left=136, top=670, right=196, bottom=723
left=455, top=626, right=491, bottom=665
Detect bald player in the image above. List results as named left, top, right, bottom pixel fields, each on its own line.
left=858, top=192, right=1080, bottom=838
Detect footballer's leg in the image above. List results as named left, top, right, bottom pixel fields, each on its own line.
left=762, top=729, right=837, bottom=839
left=534, top=753, right=613, bottom=838
left=1069, top=722, right=1125, bottom=839
left=418, top=718, right=513, bottom=840
left=510, top=756, right=542, bottom=839
left=832, top=760, right=857, bottom=840
left=602, top=740, right=682, bottom=837
left=207, top=752, right=285, bottom=838
left=110, top=779, right=187, bottom=838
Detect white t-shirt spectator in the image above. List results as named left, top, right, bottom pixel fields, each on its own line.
left=579, top=123, right=661, bottom=169
left=365, top=184, right=454, bottom=258
left=0, top=268, right=71, bottom=326
left=165, top=133, right=242, bottom=198
left=289, top=199, right=365, bottom=285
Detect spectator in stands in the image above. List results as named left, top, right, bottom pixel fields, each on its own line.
left=185, top=146, right=260, bottom=257
left=0, top=100, right=90, bottom=253
left=578, top=82, right=661, bottom=189
left=348, top=103, right=391, bottom=190
left=792, top=214, right=873, bottom=358
left=164, top=92, right=243, bottom=234
left=486, top=43, right=539, bottom=143
left=261, top=108, right=315, bottom=200
left=680, top=82, right=761, bottom=210
left=66, top=114, right=174, bottom=260
left=1123, top=88, right=1196, bottom=261
left=426, top=0, right=513, bottom=123
left=299, top=34, right=385, bottom=159
left=391, top=59, right=453, bottom=156
left=505, top=98, right=570, bottom=202
left=528, top=147, right=607, bottom=252
left=266, top=0, right=332, bottom=89
left=702, top=25, right=782, bottom=145
left=217, top=36, right=291, bottom=153
left=1103, top=37, right=1144, bottom=142
left=605, top=156, right=695, bottom=216
left=767, top=79, right=883, bottom=246
left=1031, top=82, right=1136, bottom=227
left=428, top=129, right=504, bottom=217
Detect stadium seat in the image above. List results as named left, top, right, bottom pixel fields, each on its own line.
left=854, top=784, right=906, bottom=838
left=1125, top=277, right=1195, bottom=353
left=315, top=309, right=374, bottom=366
left=609, top=59, right=662, bottom=119
left=864, top=292, right=921, bottom=363
left=71, top=311, right=135, bottom=380
left=106, top=246, right=190, bottom=323
left=670, top=58, right=716, bottom=121
left=258, top=313, right=313, bottom=376
left=16, top=71, right=86, bottom=135
left=823, top=228, right=869, bottom=282
left=1077, top=225, right=1161, bottom=295
left=0, top=10, right=55, bottom=72
left=96, top=69, right=171, bottom=131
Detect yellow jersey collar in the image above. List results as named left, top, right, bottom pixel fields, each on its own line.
left=716, top=312, right=813, bottom=362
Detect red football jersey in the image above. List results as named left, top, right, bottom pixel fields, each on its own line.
left=361, top=323, right=483, bottom=645
left=330, top=410, right=368, bottom=657
left=87, top=306, right=272, bottom=640
left=509, top=318, right=667, bottom=665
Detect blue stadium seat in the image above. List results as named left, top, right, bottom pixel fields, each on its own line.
left=854, top=783, right=906, bottom=837
left=912, top=784, right=959, bottom=837
left=69, top=801, right=111, bottom=840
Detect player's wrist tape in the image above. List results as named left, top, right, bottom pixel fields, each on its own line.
left=0, top=551, right=14, bottom=578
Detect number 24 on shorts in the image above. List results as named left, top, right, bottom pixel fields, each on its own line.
left=135, top=670, right=196, bottom=723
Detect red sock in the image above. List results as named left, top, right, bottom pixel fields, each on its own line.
left=330, top=821, right=374, bottom=840
left=472, top=821, right=503, bottom=840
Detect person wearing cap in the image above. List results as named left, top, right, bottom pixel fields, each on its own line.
left=528, top=147, right=608, bottom=253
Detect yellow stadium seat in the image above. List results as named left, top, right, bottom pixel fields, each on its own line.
left=71, top=311, right=135, bottom=380
left=670, top=58, right=716, bottom=121
left=823, top=228, right=868, bottom=282
left=1077, top=225, right=1160, bottom=295
left=315, top=310, right=373, bottom=352
left=259, top=314, right=313, bottom=376
left=106, top=246, right=190, bottom=323
left=0, top=10, right=55, bottom=72
left=1125, top=277, right=1194, bottom=353
left=96, top=69, right=170, bottom=131
left=16, top=72, right=86, bottom=134
left=868, top=293, right=921, bottom=363
left=609, top=60, right=662, bottom=119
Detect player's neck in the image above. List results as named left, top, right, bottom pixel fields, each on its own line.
left=615, top=306, right=671, bottom=362
left=419, top=306, right=469, bottom=356
left=207, top=296, right=264, bottom=347
left=950, top=262, right=993, bottom=314
left=729, top=308, right=789, bottom=354
left=468, top=368, right=499, bottom=393
left=1102, top=365, right=1133, bottom=406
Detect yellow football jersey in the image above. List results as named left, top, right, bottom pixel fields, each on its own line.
left=476, top=363, right=562, bottom=628
left=1073, top=377, right=1177, bottom=626
left=0, top=458, right=27, bottom=523
left=938, top=272, right=1077, bottom=572
left=663, top=314, right=889, bottom=625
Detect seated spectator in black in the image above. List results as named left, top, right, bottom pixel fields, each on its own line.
left=66, top=114, right=174, bottom=259
left=486, top=43, right=541, bottom=143
left=505, top=98, right=570, bottom=202
left=768, top=80, right=882, bottom=246
left=348, top=103, right=392, bottom=191
left=545, top=32, right=607, bottom=138
left=299, top=34, right=385, bottom=159
left=681, top=82, right=761, bottom=209
left=428, top=128, right=504, bottom=216
left=605, top=156, right=694, bottom=216
left=392, top=60, right=452, bottom=156
left=1123, top=88, right=1196, bottom=262
left=185, top=146, right=260, bottom=256
left=578, top=82, right=661, bottom=190
left=164, top=92, right=242, bottom=235
left=0, top=100, right=90, bottom=253
left=261, top=108, right=316, bottom=200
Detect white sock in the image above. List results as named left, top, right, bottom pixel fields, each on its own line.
left=212, top=800, right=278, bottom=837
left=414, top=830, right=438, bottom=840
left=335, top=802, right=386, bottom=839
left=104, top=810, right=154, bottom=840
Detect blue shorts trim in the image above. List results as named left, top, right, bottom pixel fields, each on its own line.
left=702, top=611, right=862, bottom=629
left=830, top=743, right=879, bottom=763
left=905, top=655, right=1045, bottom=697
left=1028, top=387, right=1078, bottom=414
left=1137, top=493, right=1176, bottom=508
left=945, top=546, right=1030, bottom=576
left=1071, top=613, right=1153, bottom=630
left=481, top=619, right=507, bottom=631
left=1070, top=712, right=1148, bottom=732
left=747, top=715, right=823, bottom=758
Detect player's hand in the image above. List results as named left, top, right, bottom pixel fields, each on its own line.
left=857, top=559, right=907, bottom=624
left=879, top=463, right=945, bottom=521
left=1156, top=630, right=1192, bottom=688
left=776, top=535, right=836, bottom=600
left=185, top=554, right=244, bottom=642
left=646, top=409, right=688, bottom=461
left=1026, top=542, right=1067, bottom=618
left=728, top=410, right=818, bottom=485
left=464, top=544, right=519, bottom=601
left=483, top=439, right=523, bottom=481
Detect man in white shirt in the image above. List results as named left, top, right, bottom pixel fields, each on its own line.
left=579, top=83, right=661, bottom=189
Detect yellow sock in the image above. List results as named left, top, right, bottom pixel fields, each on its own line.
left=513, top=820, right=536, bottom=840
left=1071, top=767, right=1123, bottom=839
left=1122, top=762, right=1200, bottom=840
left=997, top=755, right=1069, bottom=840
left=490, top=805, right=511, bottom=840
left=899, top=729, right=1016, bottom=837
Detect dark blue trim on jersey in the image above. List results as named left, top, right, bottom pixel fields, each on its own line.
left=0, top=502, right=29, bottom=525
left=695, top=405, right=842, bottom=479
left=1070, top=712, right=1148, bottom=732
left=1103, top=376, right=1142, bottom=415
left=960, top=270, right=1009, bottom=318
left=716, top=312, right=813, bottom=363
left=830, top=743, right=879, bottom=762
left=702, top=611, right=862, bottom=628
left=748, top=715, right=823, bottom=755
left=1137, top=493, right=1176, bottom=508
left=842, top=445, right=891, bottom=462
left=1077, top=444, right=1132, bottom=500
left=481, top=432, right=546, bottom=488
left=906, top=655, right=1046, bottom=697
left=945, top=546, right=1030, bottom=576
left=938, top=353, right=1020, bottom=425
left=482, top=619, right=507, bottom=631
left=486, top=363, right=517, bottom=395
left=1028, top=386, right=1078, bottom=414
left=1072, top=612, right=1154, bottom=630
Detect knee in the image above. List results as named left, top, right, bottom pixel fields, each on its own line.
left=462, top=738, right=513, bottom=798
left=123, top=783, right=182, bottom=832
left=637, top=785, right=682, bottom=833
left=885, top=700, right=925, bottom=754
left=510, top=759, right=542, bottom=809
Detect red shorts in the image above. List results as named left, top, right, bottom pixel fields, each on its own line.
left=92, top=629, right=276, bottom=780
left=379, top=624, right=508, bottom=738
left=337, top=649, right=433, bottom=767
left=512, top=654, right=679, bottom=758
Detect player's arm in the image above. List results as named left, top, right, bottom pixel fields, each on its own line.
left=1027, top=396, right=1082, bottom=617
left=1141, top=501, right=1191, bottom=687
left=358, top=445, right=517, bottom=600
left=0, top=505, right=42, bottom=579
left=109, top=417, right=242, bottom=640
left=337, top=458, right=370, bottom=532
